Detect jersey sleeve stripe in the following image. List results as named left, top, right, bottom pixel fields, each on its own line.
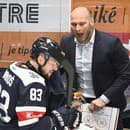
left=16, top=111, right=45, bottom=121
left=18, top=118, right=39, bottom=126
left=16, top=106, right=46, bottom=112
left=16, top=106, right=46, bottom=126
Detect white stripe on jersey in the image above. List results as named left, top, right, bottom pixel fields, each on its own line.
left=18, top=118, right=39, bottom=126
left=16, top=106, right=46, bottom=112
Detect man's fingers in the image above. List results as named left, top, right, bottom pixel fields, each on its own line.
left=71, top=100, right=82, bottom=112
left=88, top=103, right=102, bottom=112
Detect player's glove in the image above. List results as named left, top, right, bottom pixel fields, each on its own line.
left=51, top=106, right=81, bottom=129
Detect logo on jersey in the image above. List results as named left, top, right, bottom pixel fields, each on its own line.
left=29, top=71, right=39, bottom=79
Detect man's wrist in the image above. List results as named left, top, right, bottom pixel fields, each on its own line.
left=100, top=94, right=110, bottom=104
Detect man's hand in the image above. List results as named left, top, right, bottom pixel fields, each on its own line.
left=88, top=97, right=106, bottom=112
left=71, top=100, right=82, bottom=112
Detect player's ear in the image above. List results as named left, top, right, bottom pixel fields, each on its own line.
left=37, top=54, right=45, bottom=65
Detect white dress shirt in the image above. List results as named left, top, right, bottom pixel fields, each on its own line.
left=75, top=29, right=109, bottom=104
left=75, top=30, right=96, bottom=98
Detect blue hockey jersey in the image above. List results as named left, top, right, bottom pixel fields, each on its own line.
left=0, top=62, right=66, bottom=130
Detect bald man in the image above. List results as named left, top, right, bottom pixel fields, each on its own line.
left=60, top=6, right=130, bottom=130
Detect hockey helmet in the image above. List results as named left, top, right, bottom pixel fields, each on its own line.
left=30, top=37, right=65, bottom=64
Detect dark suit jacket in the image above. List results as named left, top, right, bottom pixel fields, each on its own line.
left=60, top=29, right=130, bottom=110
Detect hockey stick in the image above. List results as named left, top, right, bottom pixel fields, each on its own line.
left=48, top=47, right=74, bottom=107
left=61, top=59, right=74, bottom=107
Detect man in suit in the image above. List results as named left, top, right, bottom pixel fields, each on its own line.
left=60, top=6, right=130, bottom=130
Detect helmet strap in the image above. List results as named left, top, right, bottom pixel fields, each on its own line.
left=36, top=53, right=49, bottom=68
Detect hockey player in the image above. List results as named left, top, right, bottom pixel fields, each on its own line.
left=0, top=37, right=81, bottom=130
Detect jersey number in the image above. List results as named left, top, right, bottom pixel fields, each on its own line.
left=30, top=88, right=43, bottom=101
left=0, top=84, right=11, bottom=123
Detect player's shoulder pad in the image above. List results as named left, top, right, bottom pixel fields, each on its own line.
left=10, top=62, right=45, bottom=86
